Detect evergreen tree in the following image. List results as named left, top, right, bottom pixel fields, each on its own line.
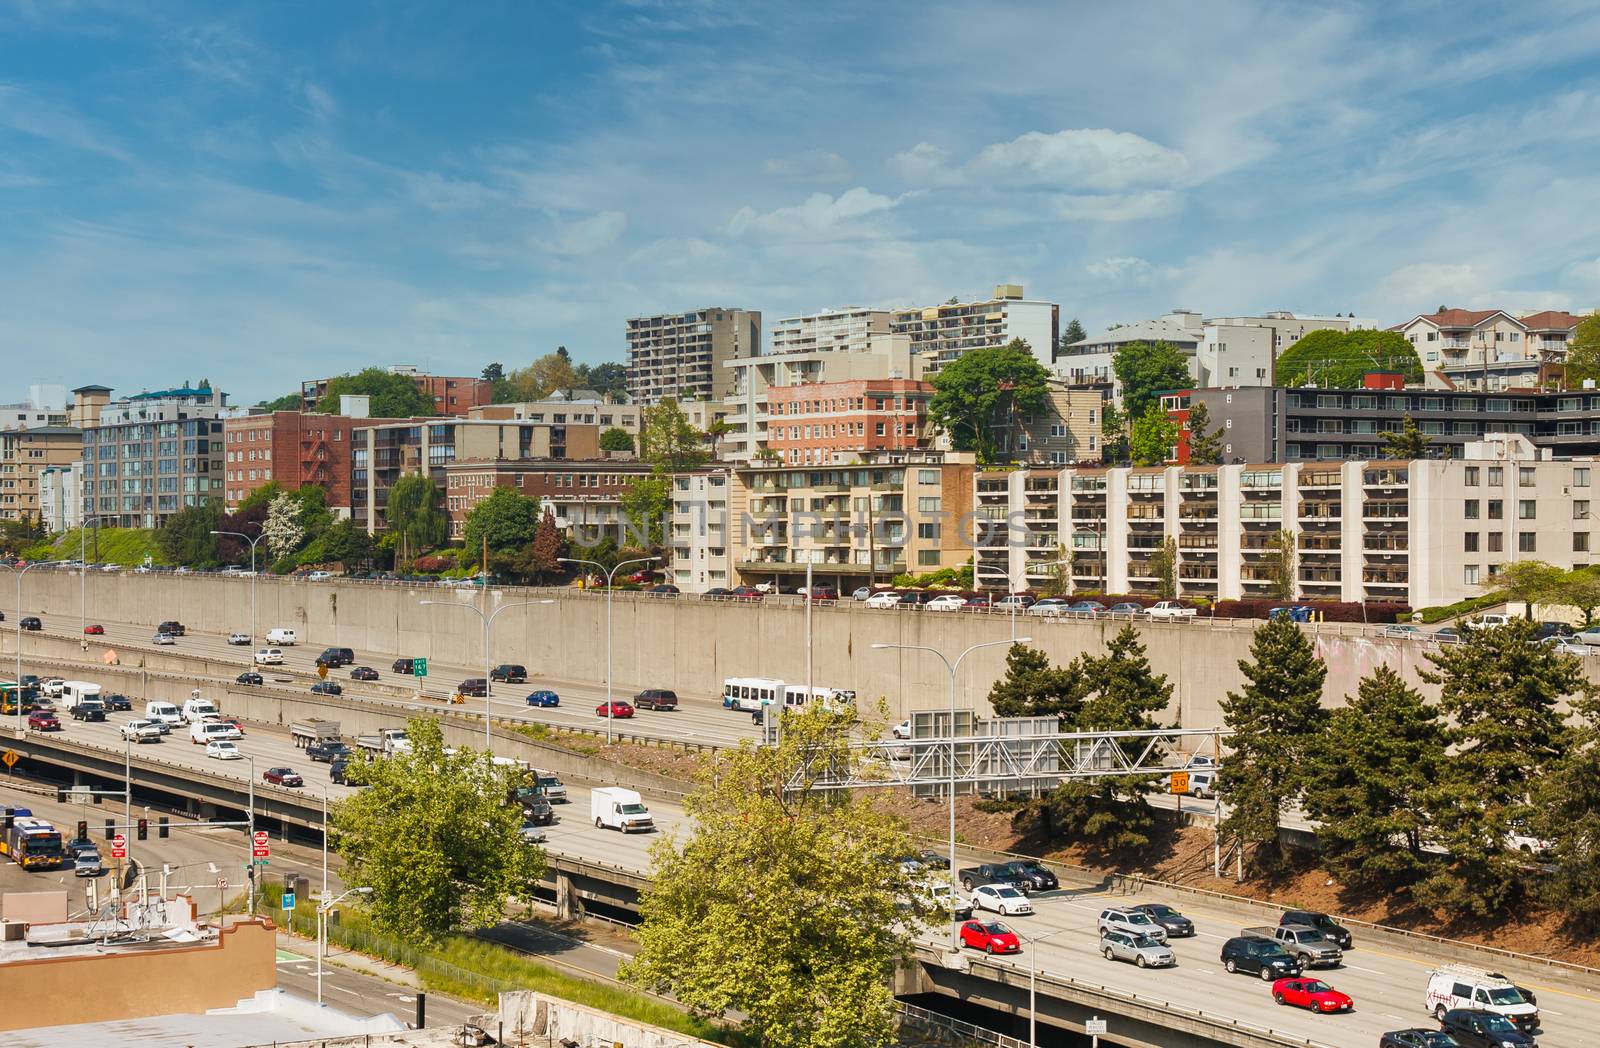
left=1058, top=318, right=1087, bottom=356
left=529, top=506, right=565, bottom=581
left=1417, top=618, right=1588, bottom=915
left=986, top=644, right=1087, bottom=725
left=1380, top=414, right=1431, bottom=459
left=1534, top=686, right=1600, bottom=931
left=1185, top=401, right=1224, bottom=464
left=1217, top=618, right=1328, bottom=869
left=1302, top=666, right=1443, bottom=891
left=1149, top=537, right=1177, bottom=599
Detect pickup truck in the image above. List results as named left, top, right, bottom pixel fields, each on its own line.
left=1243, top=925, right=1343, bottom=968
left=957, top=863, right=1031, bottom=892
left=1147, top=601, right=1197, bottom=620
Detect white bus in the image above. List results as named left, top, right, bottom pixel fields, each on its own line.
left=721, top=677, right=856, bottom=714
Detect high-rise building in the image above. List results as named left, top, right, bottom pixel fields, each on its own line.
left=765, top=379, right=934, bottom=466
left=82, top=384, right=238, bottom=528
left=1197, top=312, right=1375, bottom=388
left=0, top=427, right=84, bottom=526
left=626, top=308, right=761, bottom=405
left=892, top=285, right=1059, bottom=372
left=769, top=308, right=891, bottom=355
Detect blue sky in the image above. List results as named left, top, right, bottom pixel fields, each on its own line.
left=4, top=0, right=1600, bottom=405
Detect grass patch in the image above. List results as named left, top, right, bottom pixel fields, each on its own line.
left=22, top=527, right=166, bottom=566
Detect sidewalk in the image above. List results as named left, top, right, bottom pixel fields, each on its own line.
left=276, top=928, right=424, bottom=990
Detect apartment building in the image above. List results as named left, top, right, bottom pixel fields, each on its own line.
left=765, top=379, right=934, bottom=465
left=669, top=466, right=746, bottom=593
left=1393, top=308, right=1581, bottom=382
left=892, top=285, right=1059, bottom=372
left=470, top=398, right=642, bottom=440
left=1054, top=310, right=1205, bottom=389
left=0, top=385, right=69, bottom=430
left=222, top=411, right=414, bottom=513
left=769, top=308, right=892, bottom=355
left=0, top=426, right=84, bottom=526
left=37, top=462, right=84, bottom=532
left=735, top=451, right=975, bottom=592
left=442, top=459, right=653, bottom=545
left=1197, top=312, right=1374, bottom=388
left=82, top=384, right=237, bottom=528
left=974, top=434, right=1592, bottom=608
left=626, top=307, right=761, bottom=405
left=299, top=365, right=492, bottom=415
left=1002, top=387, right=1105, bottom=467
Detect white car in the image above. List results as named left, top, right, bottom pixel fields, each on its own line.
left=865, top=591, right=903, bottom=609
left=923, top=594, right=966, bottom=612
left=892, top=719, right=912, bottom=740
left=151, top=632, right=176, bottom=645
left=971, top=884, right=1034, bottom=916
left=1469, top=613, right=1510, bottom=629
left=1097, top=907, right=1168, bottom=943
left=227, top=633, right=251, bottom=646
left=120, top=719, right=163, bottom=743
left=206, top=740, right=243, bottom=760
left=254, top=648, right=285, bottom=665
left=1026, top=599, right=1069, bottom=617
left=307, top=571, right=333, bottom=581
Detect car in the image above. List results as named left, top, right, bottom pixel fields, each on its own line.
left=236, top=671, right=264, bottom=686
left=212, top=716, right=246, bottom=736
left=1505, top=822, right=1553, bottom=856
left=151, top=631, right=176, bottom=645
left=27, top=711, right=61, bottom=731
left=18, top=616, right=41, bottom=631
left=263, top=767, right=305, bottom=787
left=317, top=647, right=355, bottom=667
left=851, top=587, right=872, bottom=600
left=1026, top=598, right=1070, bottom=616
left=157, top=620, right=186, bottom=636
left=994, top=594, right=1037, bottom=610
left=83, top=624, right=104, bottom=635
left=1379, top=1031, right=1464, bottom=1048
left=865, top=590, right=904, bottom=609
left=924, top=594, right=967, bottom=612
left=307, top=740, right=352, bottom=763
left=634, top=688, right=678, bottom=711
left=596, top=700, right=635, bottom=719
left=1535, top=621, right=1576, bottom=640
left=1097, top=907, right=1168, bottom=943
left=310, top=681, right=343, bottom=696
left=1438, top=1008, right=1536, bottom=1048
left=120, top=719, right=163, bottom=743
left=227, top=633, right=252, bottom=646
left=998, top=860, right=1058, bottom=892
left=915, top=881, right=972, bottom=920
left=729, top=585, right=764, bottom=600
left=626, top=569, right=660, bottom=584
left=1107, top=602, right=1145, bottom=616
left=646, top=584, right=680, bottom=597
left=255, top=648, right=284, bottom=665
left=1066, top=600, right=1107, bottom=615
left=892, top=718, right=912, bottom=740
left=41, top=678, right=66, bottom=698
left=457, top=678, right=488, bottom=697
left=1221, top=935, right=1302, bottom=980
left=349, top=666, right=379, bottom=681
left=69, top=702, right=105, bottom=722
left=1434, top=627, right=1462, bottom=644
left=1101, top=929, right=1176, bottom=968
left=1131, top=902, right=1196, bottom=937
left=392, top=657, right=419, bottom=674
left=329, top=758, right=355, bottom=785
left=491, top=665, right=528, bottom=683
left=1382, top=624, right=1423, bottom=639
left=701, top=587, right=734, bottom=599
left=1280, top=909, right=1353, bottom=949
left=100, top=693, right=131, bottom=712
left=307, top=570, right=333, bottom=581
left=963, top=595, right=992, bottom=608
left=1545, top=637, right=1590, bottom=656
left=799, top=585, right=839, bottom=601
left=958, top=919, right=1020, bottom=955
left=72, top=844, right=104, bottom=878
left=206, top=740, right=243, bottom=760
left=1272, top=977, right=1354, bottom=1013
left=970, top=884, right=1034, bottom=916
left=1470, top=613, right=1511, bottom=630
left=525, top=690, right=560, bottom=707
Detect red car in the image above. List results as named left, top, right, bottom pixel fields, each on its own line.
left=27, top=711, right=61, bottom=731
left=214, top=717, right=246, bottom=736
left=959, top=919, right=1020, bottom=955
left=729, top=585, right=764, bottom=600
left=262, top=767, right=304, bottom=787
left=595, top=700, right=635, bottom=719
left=1271, top=977, right=1354, bottom=1013
left=84, top=624, right=105, bottom=635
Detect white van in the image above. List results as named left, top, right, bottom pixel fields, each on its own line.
left=590, top=787, right=653, bottom=833
left=144, top=701, right=181, bottom=727
left=1425, top=965, right=1539, bottom=1031
left=60, top=681, right=103, bottom=710
left=189, top=720, right=240, bottom=745
left=266, top=628, right=297, bottom=646
left=180, top=697, right=219, bottom=723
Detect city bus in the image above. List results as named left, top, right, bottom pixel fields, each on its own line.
left=0, top=814, right=68, bottom=871
left=720, top=677, right=856, bottom=714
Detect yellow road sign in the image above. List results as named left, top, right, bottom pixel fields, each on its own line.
left=1168, top=771, right=1189, bottom=795
left=2, top=750, right=19, bottom=769
left=317, top=663, right=329, bottom=680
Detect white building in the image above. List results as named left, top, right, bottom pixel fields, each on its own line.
left=1197, top=312, right=1375, bottom=388
left=769, top=308, right=892, bottom=355
left=37, top=462, right=84, bottom=532
left=669, top=467, right=743, bottom=593
left=1053, top=310, right=1206, bottom=390
left=892, top=285, right=1060, bottom=372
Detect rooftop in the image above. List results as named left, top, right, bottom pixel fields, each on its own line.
left=9, top=989, right=407, bottom=1048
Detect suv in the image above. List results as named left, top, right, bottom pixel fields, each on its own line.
left=634, top=688, right=678, bottom=711
left=1097, top=907, right=1167, bottom=944
left=458, top=678, right=488, bottom=697
left=490, top=664, right=527, bottom=683
left=1439, top=1009, right=1537, bottom=1048
left=392, top=657, right=419, bottom=675
left=1280, top=909, right=1353, bottom=949
left=157, top=620, right=186, bottom=636
left=19, top=616, right=41, bottom=631
left=317, top=647, right=355, bottom=668
left=1220, top=935, right=1302, bottom=980
left=999, top=860, right=1058, bottom=892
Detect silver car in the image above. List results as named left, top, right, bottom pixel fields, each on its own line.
left=1101, top=929, right=1175, bottom=968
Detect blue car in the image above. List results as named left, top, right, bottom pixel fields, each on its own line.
left=525, top=690, right=560, bottom=708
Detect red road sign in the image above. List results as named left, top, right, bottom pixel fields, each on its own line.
left=110, top=833, right=126, bottom=859
left=251, top=830, right=270, bottom=858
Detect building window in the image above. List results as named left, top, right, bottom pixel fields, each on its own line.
left=1518, top=500, right=1537, bottom=520
left=1463, top=565, right=1479, bottom=586
left=1464, top=466, right=1479, bottom=486
left=917, top=522, right=940, bottom=539
left=1519, top=467, right=1536, bottom=487
left=917, top=550, right=940, bottom=566
left=1488, top=532, right=1503, bottom=553
left=1577, top=500, right=1591, bottom=520
left=918, top=469, right=939, bottom=484
left=1464, top=532, right=1479, bottom=552
left=1577, top=468, right=1591, bottom=488
left=1488, top=500, right=1503, bottom=520
left=1577, top=533, right=1591, bottom=553
left=1519, top=533, right=1537, bottom=553
left=1464, top=499, right=1479, bottom=519
left=1488, top=467, right=1503, bottom=485
left=917, top=496, right=941, bottom=512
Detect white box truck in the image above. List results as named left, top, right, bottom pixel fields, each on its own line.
left=59, top=681, right=103, bottom=711
left=590, top=787, right=653, bottom=833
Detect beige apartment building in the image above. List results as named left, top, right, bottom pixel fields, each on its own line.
left=769, top=307, right=892, bottom=355
left=0, top=426, right=84, bottom=526
left=626, top=307, right=761, bottom=405
left=892, top=285, right=1059, bottom=372
left=1395, top=308, right=1582, bottom=389
left=975, top=434, right=1594, bottom=609
left=669, top=466, right=746, bottom=592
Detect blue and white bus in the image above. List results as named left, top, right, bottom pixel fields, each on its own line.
left=721, top=677, right=856, bottom=714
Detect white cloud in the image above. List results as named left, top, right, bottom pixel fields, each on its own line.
left=763, top=149, right=852, bottom=184
left=1085, top=256, right=1178, bottom=285
left=727, top=186, right=898, bottom=239
left=539, top=210, right=627, bottom=256
left=1051, top=191, right=1179, bottom=223
left=887, top=142, right=958, bottom=185
left=627, top=236, right=726, bottom=269
left=972, top=129, right=1188, bottom=190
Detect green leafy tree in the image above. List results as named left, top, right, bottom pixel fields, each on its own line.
left=1417, top=618, right=1588, bottom=915
left=640, top=398, right=708, bottom=472
left=1185, top=400, right=1223, bottom=464
left=1275, top=329, right=1423, bottom=387
left=462, top=487, right=539, bottom=556
left=1111, top=340, right=1190, bottom=420
left=1129, top=403, right=1178, bottom=466
left=1261, top=529, right=1296, bottom=601
left=1379, top=414, right=1432, bottom=459
left=313, top=368, right=436, bottom=417
left=237, top=481, right=284, bottom=514
left=1149, top=537, right=1178, bottom=599
left=155, top=501, right=223, bottom=567
left=298, top=517, right=372, bottom=568
left=927, top=340, right=1052, bottom=464
left=1556, top=567, right=1600, bottom=625
left=618, top=474, right=671, bottom=551
left=1534, top=685, right=1600, bottom=931
left=1058, top=317, right=1087, bottom=356
left=385, top=472, right=448, bottom=565
left=986, top=644, right=1088, bottom=724
left=332, top=718, right=545, bottom=945
left=481, top=363, right=505, bottom=383
left=1217, top=617, right=1328, bottom=869
left=702, top=417, right=733, bottom=458
left=1483, top=559, right=1564, bottom=617
left=1100, top=401, right=1130, bottom=463
left=1562, top=313, right=1600, bottom=390
left=1302, top=666, right=1444, bottom=892
left=622, top=706, right=923, bottom=1048
left=257, top=392, right=303, bottom=412
left=599, top=427, right=635, bottom=453
left=573, top=361, right=630, bottom=398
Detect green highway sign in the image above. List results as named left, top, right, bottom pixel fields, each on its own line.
left=414, top=658, right=428, bottom=678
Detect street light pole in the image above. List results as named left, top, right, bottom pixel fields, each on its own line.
left=1022, top=928, right=1067, bottom=1048
left=317, top=885, right=372, bottom=1006
left=559, top=555, right=658, bottom=744
left=211, top=530, right=266, bottom=642
left=419, top=598, right=554, bottom=753
left=1, top=560, right=52, bottom=732
left=872, top=636, right=1027, bottom=953
left=246, top=755, right=255, bottom=916
left=78, top=514, right=116, bottom=638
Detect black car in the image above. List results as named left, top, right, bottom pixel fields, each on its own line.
left=1439, top=1009, right=1535, bottom=1048
left=511, top=788, right=555, bottom=825
left=329, top=758, right=353, bottom=785
left=349, top=666, right=379, bottom=681
left=998, top=860, right=1058, bottom=892
left=19, top=616, right=41, bottom=631
left=701, top=587, right=733, bottom=599
left=392, top=657, right=419, bottom=675
left=310, top=681, right=343, bottom=696
left=457, top=678, right=488, bottom=697
left=1380, top=1031, right=1463, bottom=1048
left=1280, top=909, right=1353, bottom=949
left=1220, top=935, right=1302, bottom=980
left=646, top=584, right=680, bottom=596
left=634, top=688, right=678, bottom=711
left=1132, top=902, right=1196, bottom=937
left=236, top=671, right=264, bottom=686
left=69, top=702, right=105, bottom=722
left=157, top=620, right=186, bottom=636
left=307, top=740, right=352, bottom=763
left=317, top=647, right=355, bottom=668
left=100, top=693, right=132, bottom=712
left=490, top=664, right=527, bottom=683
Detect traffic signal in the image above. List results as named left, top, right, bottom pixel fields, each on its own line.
left=76, top=820, right=87, bottom=842
left=56, top=788, right=68, bottom=803
left=158, top=817, right=169, bottom=839
left=136, top=818, right=148, bottom=841
left=104, top=819, right=114, bottom=841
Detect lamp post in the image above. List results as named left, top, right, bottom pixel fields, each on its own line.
left=559, top=555, right=659, bottom=744
left=246, top=754, right=255, bottom=916
left=211, top=529, right=267, bottom=643
left=317, top=885, right=372, bottom=1006
left=0, top=559, right=54, bottom=732
left=419, top=598, right=554, bottom=753
left=872, top=636, right=1026, bottom=952
left=1020, top=928, right=1068, bottom=1048
left=77, top=514, right=118, bottom=639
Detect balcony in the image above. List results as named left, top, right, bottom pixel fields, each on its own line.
left=1364, top=502, right=1409, bottom=521
left=1363, top=535, right=1409, bottom=552
left=1299, top=502, right=1341, bottom=521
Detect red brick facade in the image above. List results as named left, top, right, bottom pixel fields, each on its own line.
left=224, top=412, right=401, bottom=512
left=765, top=379, right=933, bottom=466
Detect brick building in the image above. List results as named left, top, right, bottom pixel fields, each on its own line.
left=765, top=379, right=934, bottom=465
left=442, top=459, right=655, bottom=544
left=222, top=411, right=418, bottom=513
